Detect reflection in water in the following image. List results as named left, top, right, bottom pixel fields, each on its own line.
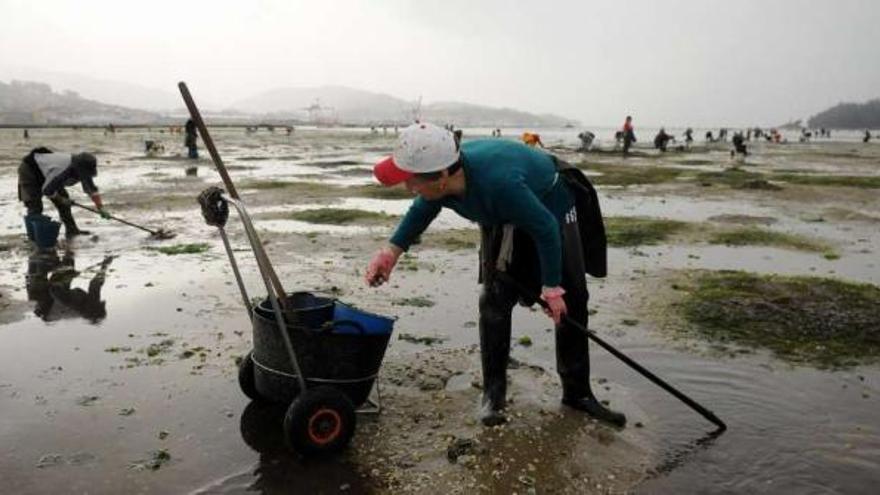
left=206, top=401, right=370, bottom=494
left=25, top=249, right=114, bottom=323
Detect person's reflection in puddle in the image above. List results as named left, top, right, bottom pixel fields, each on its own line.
left=25, top=249, right=114, bottom=323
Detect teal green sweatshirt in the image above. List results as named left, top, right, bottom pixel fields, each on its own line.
left=389, top=139, right=573, bottom=287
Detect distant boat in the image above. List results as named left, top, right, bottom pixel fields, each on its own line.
left=563, top=123, right=575, bottom=128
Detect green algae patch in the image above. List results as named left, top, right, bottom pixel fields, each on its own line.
left=333, top=167, right=374, bottom=177
left=676, top=159, right=714, bottom=166
left=791, top=149, right=871, bottom=161
left=396, top=253, right=436, bottom=272
left=708, top=214, right=777, bottom=226
left=421, top=228, right=480, bottom=251
left=236, top=156, right=274, bottom=161
left=694, top=167, right=764, bottom=188
left=239, top=179, right=300, bottom=190
left=821, top=207, right=880, bottom=223
left=694, top=167, right=880, bottom=190
left=605, top=216, right=690, bottom=247
left=306, top=159, right=360, bottom=168
left=239, top=180, right=343, bottom=197
left=113, top=193, right=200, bottom=212
left=283, top=208, right=398, bottom=225
left=348, top=183, right=415, bottom=200
left=148, top=243, right=210, bottom=255
left=577, top=162, right=686, bottom=186
left=770, top=173, right=880, bottom=189
left=392, top=296, right=435, bottom=308
left=399, top=333, right=446, bottom=345
left=708, top=227, right=831, bottom=253
left=129, top=449, right=171, bottom=471
left=675, top=270, right=880, bottom=368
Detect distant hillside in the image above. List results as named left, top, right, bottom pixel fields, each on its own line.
left=0, top=80, right=160, bottom=125
left=232, top=85, right=576, bottom=127
left=808, top=99, right=880, bottom=129
left=232, top=85, right=410, bottom=124
left=1, top=79, right=578, bottom=127
left=422, top=101, right=573, bottom=127
left=0, top=65, right=188, bottom=111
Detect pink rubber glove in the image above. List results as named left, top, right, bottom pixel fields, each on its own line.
left=365, top=247, right=400, bottom=287
left=540, top=286, right=567, bottom=325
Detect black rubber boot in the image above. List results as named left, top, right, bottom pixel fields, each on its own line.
left=563, top=394, right=627, bottom=427
left=554, top=215, right=626, bottom=427
left=51, top=192, right=89, bottom=238
left=478, top=382, right=507, bottom=427
left=64, top=228, right=91, bottom=238
left=477, top=279, right=517, bottom=427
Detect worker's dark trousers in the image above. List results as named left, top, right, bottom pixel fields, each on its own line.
left=479, top=210, right=592, bottom=408
left=18, top=161, right=80, bottom=234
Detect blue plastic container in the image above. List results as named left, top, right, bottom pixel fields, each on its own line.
left=31, top=216, right=61, bottom=249
left=333, top=302, right=395, bottom=335
left=23, top=214, right=50, bottom=241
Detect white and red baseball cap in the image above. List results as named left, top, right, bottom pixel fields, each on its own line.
left=373, top=122, right=459, bottom=186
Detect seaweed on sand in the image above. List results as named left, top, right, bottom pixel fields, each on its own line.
left=675, top=270, right=880, bottom=368
left=605, top=217, right=690, bottom=247
left=148, top=243, right=211, bottom=255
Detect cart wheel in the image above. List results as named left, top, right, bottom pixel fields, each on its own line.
left=283, top=386, right=356, bottom=456
left=238, top=351, right=262, bottom=401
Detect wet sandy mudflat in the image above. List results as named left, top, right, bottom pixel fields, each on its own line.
left=1, top=127, right=879, bottom=494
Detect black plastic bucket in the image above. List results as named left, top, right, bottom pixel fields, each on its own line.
left=253, top=291, right=334, bottom=329
left=251, top=293, right=393, bottom=406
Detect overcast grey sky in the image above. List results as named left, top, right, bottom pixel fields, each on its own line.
left=2, top=0, right=879, bottom=126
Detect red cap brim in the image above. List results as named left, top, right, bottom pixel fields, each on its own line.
left=373, top=156, right=413, bottom=186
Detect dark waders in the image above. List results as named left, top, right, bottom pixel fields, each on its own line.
left=478, top=206, right=592, bottom=422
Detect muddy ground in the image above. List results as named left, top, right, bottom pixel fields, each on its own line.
left=1, top=127, right=879, bottom=494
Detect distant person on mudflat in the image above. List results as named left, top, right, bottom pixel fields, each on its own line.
left=622, top=116, right=636, bottom=156
left=522, top=132, right=544, bottom=148
left=653, top=128, right=674, bottom=152
left=683, top=128, right=694, bottom=148
left=731, top=132, right=748, bottom=159
left=185, top=119, right=199, bottom=158
left=578, top=131, right=596, bottom=151
left=771, top=129, right=782, bottom=143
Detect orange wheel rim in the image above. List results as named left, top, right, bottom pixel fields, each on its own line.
left=307, top=408, right=343, bottom=445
